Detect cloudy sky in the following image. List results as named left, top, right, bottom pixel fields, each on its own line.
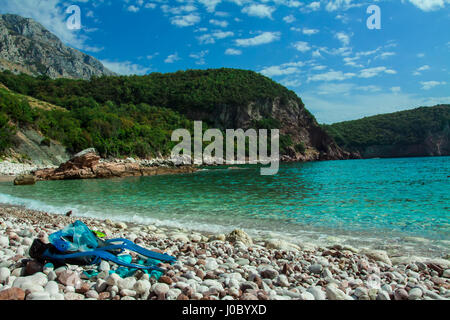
left=0, top=0, right=449, bottom=123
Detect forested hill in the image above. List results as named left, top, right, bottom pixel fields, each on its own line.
left=0, top=68, right=348, bottom=162
left=322, top=105, right=450, bottom=158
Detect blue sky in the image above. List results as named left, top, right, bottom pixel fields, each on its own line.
left=0, top=0, right=449, bottom=123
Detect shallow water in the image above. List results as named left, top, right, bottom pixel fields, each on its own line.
left=1, top=157, right=449, bottom=258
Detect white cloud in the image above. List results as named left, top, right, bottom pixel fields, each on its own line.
left=391, top=86, right=401, bottom=93
left=241, top=4, right=275, bottom=19
left=408, top=0, right=450, bottom=11
left=420, top=80, right=447, bottom=90
left=325, top=0, right=361, bottom=12
left=308, top=70, right=356, bottom=82
left=225, top=48, right=242, bottom=55
left=101, top=60, right=150, bottom=75
left=335, top=32, right=351, bottom=46
left=198, top=0, right=222, bottom=13
left=359, top=67, right=397, bottom=78
left=209, top=19, right=228, bottom=28
left=127, top=5, right=140, bottom=13
left=189, top=50, right=209, bottom=65
left=292, top=41, right=311, bottom=52
left=283, top=15, right=296, bottom=23
left=260, top=65, right=300, bottom=77
left=302, top=28, right=319, bottom=35
left=235, top=31, right=280, bottom=47
left=197, top=30, right=234, bottom=44
left=164, top=53, right=181, bottom=63
left=413, top=65, right=431, bottom=75
left=170, top=14, right=201, bottom=27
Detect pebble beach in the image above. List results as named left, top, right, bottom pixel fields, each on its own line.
left=0, top=205, right=449, bottom=301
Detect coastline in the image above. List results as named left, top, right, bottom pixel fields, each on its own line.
left=0, top=204, right=448, bottom=300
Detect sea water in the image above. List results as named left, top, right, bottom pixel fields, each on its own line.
left=1, top=157, right=449, bottom=258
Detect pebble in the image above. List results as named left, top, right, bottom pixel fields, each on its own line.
left=326, top=284, right=352, bottom=300
left=307, top=286, right=326, bottom=300
left=86, top=290, right=99, bottom=299
left=408, top=288, right=423, bottom=300
left=376, top=290, right=391, bottom=300
left=153, top=283, right=170, bottom=296
left=134, top=280, right=151, bottom=295
left=0, top=267, right=10, bottom=284
left=394, top=288, right=409, bottom=300
left=118, top=277, right=136, bottom=291
left=309, top=264, right=323, bottom=274
left=300, top=291, right=316, bottom=300
left=44, top=281, right=59, bottom=295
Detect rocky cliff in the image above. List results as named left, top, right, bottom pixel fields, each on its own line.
left=0, top=14, right=116, bottom=79
left=185, top=96, right=353, bottom=161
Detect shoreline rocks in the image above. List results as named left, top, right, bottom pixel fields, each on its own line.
left=33, top=149, right=198, bottom=181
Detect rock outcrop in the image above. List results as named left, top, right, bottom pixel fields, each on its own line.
left=0, top=14, right=116, bottom=79
left=13, top=174, right=36, bottom=185
left=33, top=149, right=197, bottom=181
left=184, top=96, right=355, bottom=161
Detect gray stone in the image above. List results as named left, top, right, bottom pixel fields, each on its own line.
left=118, top=277, right=136, bottom=291
left=153, top=283, right=169, bottom=296
left=44, top=281, right=59, bottom=295
left=301, top=291, right=315, bottom=300
left=308, top=264, right=323, bottom=274
left=0, top=267, right=10, bottom=284
left=134, top=279, right=151, bottom=295
left=307, top=286, right=326, bottom=300
left=99, top=261, right=110, bottom=272
left=408, top=288, right=423, bottom=300
left=326, top=284, right=352, bottom=300
left=26, top=292, right=51, bottom=300
left=376, top=290, right=391, bottom=300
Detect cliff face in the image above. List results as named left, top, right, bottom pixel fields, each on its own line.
left=185, top=96, right=351, bottom=161
left=0, top=14, right=116, bottom=80
left=361, top=125, right=450, bottom=158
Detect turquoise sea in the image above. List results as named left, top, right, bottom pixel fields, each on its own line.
left=1, top=157, right=449, bottom=257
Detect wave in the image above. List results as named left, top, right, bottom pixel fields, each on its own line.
left=0, top=192, right=447, bottom=259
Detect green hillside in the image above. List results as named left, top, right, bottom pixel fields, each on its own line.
left=323, top=105, right=450, bottom=157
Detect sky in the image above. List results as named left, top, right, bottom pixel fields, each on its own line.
left=0, top=0, right=449, bottom=124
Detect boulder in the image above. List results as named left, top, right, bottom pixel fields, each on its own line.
left=360, top=249, right=392, bottom=265
left=265, top=238, right=300, bottom=252
left=14, top=174, right=36, bottom=186
left=225, top=229, right=253, bottom=246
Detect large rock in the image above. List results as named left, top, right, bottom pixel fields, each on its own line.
left=265, top=239, right=300, bottom=252
left=360, top=249, right=392, bottom=265
left=225, top=229, right=253, bottom=246
left=13, top=174, right=36, bottom=185
left=34, top=150, right=197, bottom=181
